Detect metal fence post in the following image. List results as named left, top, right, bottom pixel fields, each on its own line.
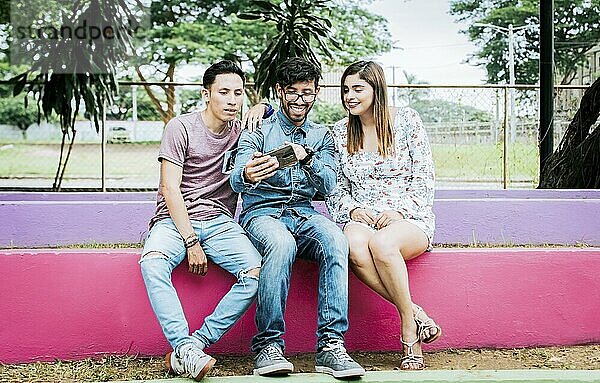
left=101, top=99, right=107, bottom=192
left=503, top=87, right=509, bottom=189
left=132, top=85, right=138, bottom=141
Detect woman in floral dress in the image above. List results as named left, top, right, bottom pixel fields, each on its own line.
left=326, top=61, right=440, bottom=370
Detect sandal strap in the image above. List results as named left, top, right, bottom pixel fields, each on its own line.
left=400, top=338, right=419, bottom=348
left=400, top=336, right=424, bottom=369
left=400, top=353, right=424, bottom=369
left=414, top=304, right=440, bottom=342
left=400, top=355, right=425, bottom=370
left=401, top=354, right=424, bottom=363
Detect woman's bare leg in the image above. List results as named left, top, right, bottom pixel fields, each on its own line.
left=344, top=223, right=392, bottom=300
left=368, top=221, right=428, bottom=369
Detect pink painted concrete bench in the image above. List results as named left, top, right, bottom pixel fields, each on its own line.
left=2, top=247, right=599, bottom=363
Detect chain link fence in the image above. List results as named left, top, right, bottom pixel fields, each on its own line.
left=0, top=81, right=588, bottom=191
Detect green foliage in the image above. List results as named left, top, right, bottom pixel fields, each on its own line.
left=178, top=88, right=203, bottom=114
left=108, top=91, right=164, bottom=121
left=0, top=96, right=38, bottom=134
left=411, top=98, right=493, bottom=123
left=0, top=0, right=9, bottom=24
left=239, top=0, right=341, bottom=99
left=309, top=102, right=346, bottom=125
left=131, top=0, right=391, bottom=114
left=322, top=4, right=392, bottom=67
left=9, top=0, right=139, bottom=190
left=140, top=1, right=248, bottom=68
left=450, top=0, right=600, bottom=84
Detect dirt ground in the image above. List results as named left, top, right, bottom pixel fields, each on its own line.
left=1, top=345, right=599, bottom=382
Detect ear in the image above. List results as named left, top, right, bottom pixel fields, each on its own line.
left=201, top=88, right=210, bottom=103
left=315, top=86, right=321, bottom=95
left=275, top=83, right=283, bottom=97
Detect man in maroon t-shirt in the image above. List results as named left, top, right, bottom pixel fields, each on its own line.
left=139, top=61, right=262, bottom=381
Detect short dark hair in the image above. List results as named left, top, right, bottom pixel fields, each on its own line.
left=275, top=57, right=321, bottom=89
left=202, top=60, right=245, bottom=89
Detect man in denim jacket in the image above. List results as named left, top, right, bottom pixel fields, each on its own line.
left=231, top=57, right=365, bottom=379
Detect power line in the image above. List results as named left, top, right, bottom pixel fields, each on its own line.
left=400, top=43, right=474, bottom=49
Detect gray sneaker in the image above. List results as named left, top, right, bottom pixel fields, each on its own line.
left=253, top=342, right=294, bottom=376
left=315, top=340, right=365, bottom=379
left=166, top=343, right=216, bottom=381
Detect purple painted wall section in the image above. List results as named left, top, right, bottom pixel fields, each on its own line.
left=2, top=189, right=598, bottom=200
left=2, top=190, right=599, bottom=247
left=1, top=248, right=599, bottom=363
left=0, top=192, right=157, bottom=201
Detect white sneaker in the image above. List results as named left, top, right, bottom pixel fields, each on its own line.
left=166, top=343, right=216, bottom=381
left=315, top=340, right=365, bottom=379
left=253, top=342, right=294, bottom=376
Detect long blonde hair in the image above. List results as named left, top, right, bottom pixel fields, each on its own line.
left=340, top=61, right=394, bottom=157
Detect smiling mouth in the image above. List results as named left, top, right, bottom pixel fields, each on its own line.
left=347, top=102, right=359, bottom=109
left=289, top=105, right=306, bottom=113
left=224, top=109, right=238, bottom=113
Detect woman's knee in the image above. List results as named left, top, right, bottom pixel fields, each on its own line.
left=348, top=250, right=373, bottom=271
left=368, top=233, right=395, bottom=255
left=344, top=223, right=373, bottom=252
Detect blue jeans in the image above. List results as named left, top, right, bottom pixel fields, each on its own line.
left=245, top=208, right=350, bottom=352
left=140, top=215, right=261, bottom=351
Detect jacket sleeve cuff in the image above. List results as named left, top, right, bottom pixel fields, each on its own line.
left=240, top=167, right=260, bottom=190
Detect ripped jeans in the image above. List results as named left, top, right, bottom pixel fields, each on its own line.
left=140, top=215, right=261, bottom=351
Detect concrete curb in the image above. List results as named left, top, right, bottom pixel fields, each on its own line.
left=104, top=370, right=600, bottom=383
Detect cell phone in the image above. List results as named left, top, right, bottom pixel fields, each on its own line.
left=221, top=148, right=237, bottom=174
left=266, top=144, right=298, bottom=169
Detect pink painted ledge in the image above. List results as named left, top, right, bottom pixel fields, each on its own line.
left=1, top=247, right=599, bottom=363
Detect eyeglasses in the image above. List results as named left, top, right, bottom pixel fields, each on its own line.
left=284, top=92, right=317, bottom=103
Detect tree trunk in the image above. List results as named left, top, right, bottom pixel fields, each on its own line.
left=19, top=125, right=28, bottom=140
left=163, top=63, right=176, bottom=123
left=135, top=66, right=169, bottom=124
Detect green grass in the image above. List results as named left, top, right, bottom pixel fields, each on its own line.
left=0, top=142, right=540, bottom=187
left=0, top=142, right=159, bottom=178
left=432, top=142, right=539, bottom=186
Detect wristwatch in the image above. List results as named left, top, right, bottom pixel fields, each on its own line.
left=300, top=146, right=315, bottom=166
left=261, top=103, right=275, bottom=118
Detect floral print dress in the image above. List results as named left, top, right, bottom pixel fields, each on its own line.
left=326, top=107, right=435, bottom=244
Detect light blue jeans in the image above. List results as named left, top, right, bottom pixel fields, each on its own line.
left=140, top=215, right=261, bottom=351
left=244, top=208, right=350, bottom=353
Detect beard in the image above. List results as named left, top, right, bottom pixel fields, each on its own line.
left=281, top=100, right=314, bottom=124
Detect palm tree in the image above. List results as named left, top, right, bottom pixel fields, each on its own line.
left=10, top=0, right=141, bottom=190
left=239, top=0, right=340, bottom=99
left=403, top=70, right=429, bottom=106
left=539, top=76, right=600, bottom=188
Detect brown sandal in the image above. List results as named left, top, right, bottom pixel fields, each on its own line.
left=400, top=338, right=424, bottom=370
left=413, top=304, right=442, bottom=344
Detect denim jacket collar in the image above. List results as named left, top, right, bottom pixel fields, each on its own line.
left=276, top=109, right=310, bottom=136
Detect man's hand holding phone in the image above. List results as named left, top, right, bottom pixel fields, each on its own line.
left=283, top=141, right=309, bottom=163
left=243, top=152, right=279, bottom=183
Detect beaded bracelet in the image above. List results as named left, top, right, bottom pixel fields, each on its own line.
left=184, top=237, right=199, bottom=249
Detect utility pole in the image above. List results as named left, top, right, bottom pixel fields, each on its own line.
left=474, top=23, right=528, bottom=143
left=507, top=24, right=516, bottom=143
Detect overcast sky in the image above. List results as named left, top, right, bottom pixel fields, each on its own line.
left=364, top=0, right=489, bottom=85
